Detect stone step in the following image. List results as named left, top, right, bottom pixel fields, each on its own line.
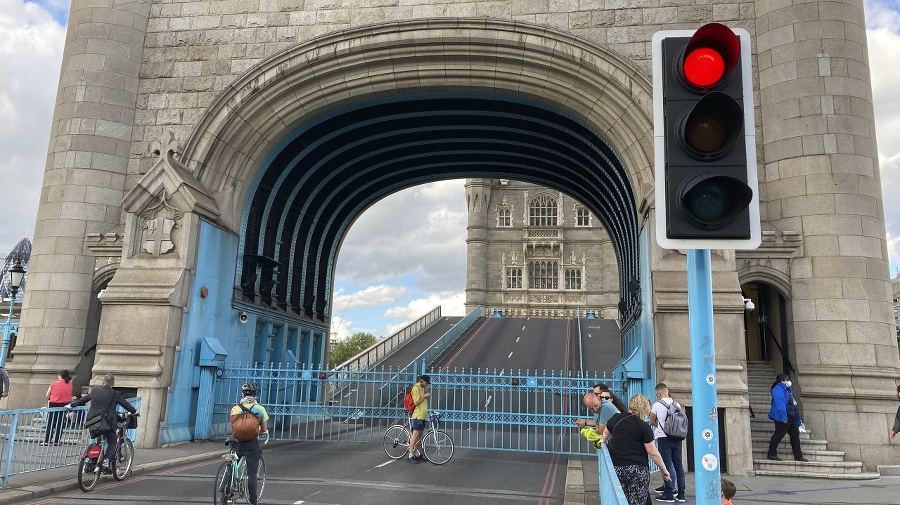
left=753, top=467, right=881, bottom=480
left=753, top=458, right=866, bottom=474
left=751, top=436, right=828, bottom=451
left=749, top=425, right=812, bottom=439
left=751, top=448, right=845, bottom=462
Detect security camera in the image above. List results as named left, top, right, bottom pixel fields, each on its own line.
left=239, top=311, right=248, bottom=324
left=742, top=298, right=755, bottom=311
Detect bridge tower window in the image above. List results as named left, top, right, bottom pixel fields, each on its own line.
left=575, top=207, right=591, bottom=227
left=528, top=260, right=559, bottom=289
left=497, top=208, right=511, bottom=227
left=529, top=195, right=558, bottom=227
left=506, top=268, right=523, bottom=289
left=565, top=269, right=582, bottom=290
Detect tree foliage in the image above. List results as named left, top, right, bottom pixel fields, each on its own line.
left=328, top=332, right=378, bottom=367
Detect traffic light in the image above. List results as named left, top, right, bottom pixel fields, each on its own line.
left=653, top=23, right=760, bottom=249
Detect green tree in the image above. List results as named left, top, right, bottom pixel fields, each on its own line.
left=328, top=332, right=378, bottom=367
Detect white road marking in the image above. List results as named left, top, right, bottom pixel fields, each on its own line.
left=522, top=325, right=526, bottom=331
left=516, top=336, right=520, bottom=342
left=508, top=352, right=514, bottom=358
left=485, top=395, right=493, bottom=408
left=294, top=501, right=305, bottom=504
left=374, top=459, right=396, bottom=468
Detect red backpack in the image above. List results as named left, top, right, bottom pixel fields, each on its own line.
left=403, top=388, right=415, bottom=413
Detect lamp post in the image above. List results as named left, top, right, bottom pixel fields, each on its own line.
left=0, top=258, right=26, bottom=368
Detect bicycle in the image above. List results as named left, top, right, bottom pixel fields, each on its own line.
left=382, top=411, right=454, bottom=465
left=214, top=432, right=269, bottom=505
left=77, top=412, right=137, bottom=492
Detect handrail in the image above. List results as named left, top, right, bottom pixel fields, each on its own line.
left=400, top=305, right=483, bottom=376
left=333, top=306, right=442, bottom=372
left=597, top=443, right=629, bottom=504
left=763, top=323, right=795, bottom=372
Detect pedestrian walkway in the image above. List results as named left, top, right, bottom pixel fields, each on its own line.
left=0, top=443, right=897, bottom=504
left=563, top=456, right=900, bottom=505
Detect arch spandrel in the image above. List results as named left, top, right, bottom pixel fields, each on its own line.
left=181, top=18, right=655, bottom=233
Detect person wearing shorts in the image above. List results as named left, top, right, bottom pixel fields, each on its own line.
left=407, top=374, right=431, bottom=463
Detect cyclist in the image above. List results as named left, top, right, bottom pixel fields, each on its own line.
left=67, top=374, right=138, bottom=472
left=407, top=374, right=431, bottom=464
left=230, top=381, right=269, bottom=505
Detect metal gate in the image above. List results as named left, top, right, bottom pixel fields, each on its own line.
left=211, top=362, right=623, bottom=456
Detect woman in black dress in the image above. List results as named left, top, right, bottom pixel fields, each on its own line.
left=603, top=394, right=671, bottom=505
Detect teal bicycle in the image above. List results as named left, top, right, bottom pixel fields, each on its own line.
left=213, top=432, right=268, bottom=505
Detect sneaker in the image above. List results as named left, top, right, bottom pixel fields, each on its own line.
left=675, top=497, right=686, bottom=503
left=39, top=442, right=49, bottom=446
left=656, top=496, right=675, bottom=503
left=655, top=486, right=666, bottom=492
left=407, top=456, right=418, bottom=464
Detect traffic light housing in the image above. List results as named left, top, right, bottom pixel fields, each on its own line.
left=653, top=24, right=760, bottom=249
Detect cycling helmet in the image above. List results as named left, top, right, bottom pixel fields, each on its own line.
left=241, top=381, right=259, bottom=396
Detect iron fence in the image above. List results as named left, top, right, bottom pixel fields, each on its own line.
left=211, top=363, right=623, bottom=456
left=0, top=398, right=141, bottom=488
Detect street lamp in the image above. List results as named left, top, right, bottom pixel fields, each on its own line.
left=1, top=257, right=26, bottom=368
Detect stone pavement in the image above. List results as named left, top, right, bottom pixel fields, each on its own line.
left=0, top=443, right=898, bottom=504
left=563, top=456, right=900, bottom=505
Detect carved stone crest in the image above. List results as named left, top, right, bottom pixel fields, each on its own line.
left=140, top=190, right=182, bottom=256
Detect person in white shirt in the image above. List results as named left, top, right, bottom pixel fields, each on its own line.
left=649, top=383, right=685, bottom=503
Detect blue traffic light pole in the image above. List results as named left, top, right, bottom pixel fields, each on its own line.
left=687, top=249, right=721, bottom=505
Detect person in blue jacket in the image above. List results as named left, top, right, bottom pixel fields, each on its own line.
left=766, top=373, right=807, bottom=462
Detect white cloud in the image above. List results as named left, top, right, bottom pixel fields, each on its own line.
left=866, top=0, right=900, bottom=276
left=0, top=0, right=65, bottom=254
left=329, top=315, right=353, bottom=341
left=383, top=292, right=467, bottom=322
left=331, top=284, right=409, bottom=311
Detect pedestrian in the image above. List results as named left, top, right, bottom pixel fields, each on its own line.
left=766, top=373, right=807, bottom=461
left=649, top=383, right=686, bottom=503
left=407, top=374, right=431, bottom=463
left=721, top=478, right=736, bottom=504
left=577, top=384, right=619, bottom=435
left=229, top=382, right=268, bottom=505
left=41, top=370, right=73, bottom=446
left=890, top=385, right=900, bottom=440
left=603, top=394, right=671, bottom=505
left=0, top=365, right=9, bottom=399
left=66, top=374, right=138, bottom=472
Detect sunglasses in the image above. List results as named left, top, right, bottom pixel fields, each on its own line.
left=599, top=395, right=612, bottom=400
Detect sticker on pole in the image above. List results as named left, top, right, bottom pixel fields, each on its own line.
left=702, top=429, right=714, bottom=441
left=702, top=454, right=718, bottom=471
left=706, top=374, right=715, bottom=385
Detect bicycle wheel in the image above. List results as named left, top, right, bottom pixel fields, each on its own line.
left=77, top=454, right=101, bottom=492
left=382, top=425, right=410, bottom=459
left=422, top=430, right=454, bottom=465
left=214, top=461, right=235, bottom=505
left=113, top=438, right=134, bottom=480
left=244, top=456, right=266, bottom=503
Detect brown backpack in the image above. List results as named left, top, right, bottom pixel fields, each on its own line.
left=230, top=403, right=261, bottom=441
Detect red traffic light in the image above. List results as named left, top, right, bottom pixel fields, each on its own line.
left=511, top=378, right=520, bottom=386
left=682, top=23, right=740, bottom=89
left=318, top=372, right=327, bottom=379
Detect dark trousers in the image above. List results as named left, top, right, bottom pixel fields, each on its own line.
left=657, top=436, right=685, bottom=498
left=103, top=428, right=118, bottom=463
left=237, top=440, right=262, bottom=505
left=43, top=403, right=68, bottom=444
left=768, top=415, right=803, bottom=459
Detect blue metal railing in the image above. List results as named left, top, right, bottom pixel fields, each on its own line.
left=0, top=397, right=141, bottom=488
left=598, top=443, right=629, bottom=504
left=211, top=362, right=623, bottom=456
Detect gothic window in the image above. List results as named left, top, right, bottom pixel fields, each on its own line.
left=576, top=207, right=590, bottom=227
left=528, top=260, right=559, bottom=289
left=498, top=208, right=511, bottom=227
left=565, top=269, right=582, bottom=290
left=506, top=268, right=523, bottom=289
left=529, top=195, right=558, bottom=227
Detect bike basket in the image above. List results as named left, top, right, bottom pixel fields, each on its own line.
left=126, top=415, right=138, bottom=429
left=86, top=445, right=102, bottom=459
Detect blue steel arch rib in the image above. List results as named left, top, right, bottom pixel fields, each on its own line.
left=238, top=94, right=640, bottom=327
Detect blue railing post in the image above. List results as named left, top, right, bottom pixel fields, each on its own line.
left=2, top=410, right=18, bottom=489
left=687, top=249, right=721, bottom=505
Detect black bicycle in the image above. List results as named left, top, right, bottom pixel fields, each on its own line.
left=77, top=412, right=137, bottom=492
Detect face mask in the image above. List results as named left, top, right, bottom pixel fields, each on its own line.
left=784, top=380, right=792, bottom=387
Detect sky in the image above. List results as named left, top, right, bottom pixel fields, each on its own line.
left=0, top=0, right=898, bottom=341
